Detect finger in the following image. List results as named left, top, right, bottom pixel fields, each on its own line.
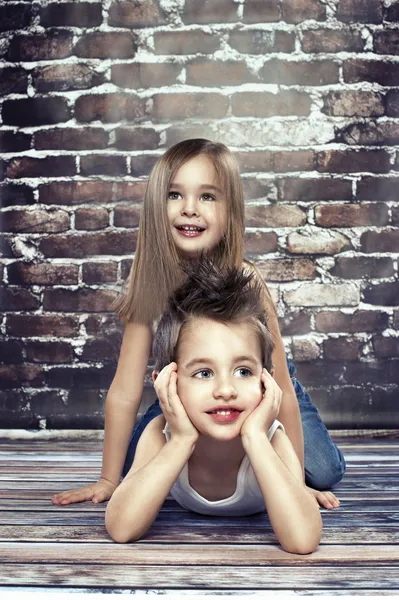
left=317, top=493, right=334, bottom=510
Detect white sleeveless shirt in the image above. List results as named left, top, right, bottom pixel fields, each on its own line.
left=163, top=420, right=285, bottom=517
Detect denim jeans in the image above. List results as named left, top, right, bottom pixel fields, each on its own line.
left=123, top=359, right=346, bottom=489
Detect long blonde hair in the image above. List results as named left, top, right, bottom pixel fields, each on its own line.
left=115, top=139, right=245, bottom=324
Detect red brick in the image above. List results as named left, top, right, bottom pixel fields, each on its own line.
left=0, top=184, right=34, bottom=207
left=244, top=231, right=278, bottom=254
left=109, top=0, right=167, bottom=27
left=0, top=237, right=16, bottom=258
left=2, top=98, right=71, bottom=127
left=385, top=4, right=399, bottom=21
left=292, top=339, right=321, bottom=362
left=6, top=315, right=79, bottom=337
left=39, top=231, right=137, bottom=258
left=82, top=262, right=118, bottom=284
left=114, top=205, right=141, bottom=228
left=361, top=231, right=399, bottom=253
left=323, top=337, right=362, bottom=361
left=0, top=341, right=23, bottom=364
left=0, top=131, right=31, bottom=153
left=81, top=336, right=122, bottom=362
left=33, top=64, right=104, bottom=93
left=7, top=156, right=76, bottom=179
left=35, top=128, right=108, bottom=151
left=75, top=94, right=147, bottom=123
left=40, top=3, right=102, bottom=27
left=315, top=203, right=389, bottom=227
left=363, top=282, right=399, bottom=306
left=344, top=360, right=399, bottom=385
left=392, top=206, right=399, bottom=227
left=113, top=128, right=160, bottom=151
left=7, top=262, right=78, bottom=286
left=242, top=0, right=280, bottom=23
left=294, top=361, right=345, bottom=387
left=0, top=4, right=32, bottom=31
left=343, top=60, right=399, bottom=85
left=302, top=29, right=364, bottom=53
left=254, top=258, right=315, bottom=282
left=356, top=177, right=399, bottom=202
left=0, top=288, right=40, bottom=312
left=130, top=155, right=159, bottom=177
left=246, top=205, right=306, bottom=228
left=280, top=178, right=352, bottom=202
left=80, top=155, right=127, bottom=177
left=238, top=151, right=313, bottom=173
left=75, top=208, right=109, bottom=231
left=121, top=258, right=133, bottom=280
left=0, top=68, right=28, bottom=95
left=74, top=32, right=136, bottom=59
left=183, top=0, right=238, bottom=24
left=231, top=91, right=311, bottom=117
left=317, top=150, right=390, bottom=174
left=84, top=315, right=122, bottom=336
left=372, top=336, right=399, bottom=359
left=282, top=0, right=326, bottom=23
left=43, top=288, right=118, bottom=312
left=315, top=310, right=389, bottom=333
left=0, top=365, right=44, bottom=389
left=338, top=121, right=399, bottom=146
left=279, top=311, right=311, bottom=336
left=330, top=257, right=394, bottom=279
left=1, top=209, right=69, bottom=233
left=322, top=91, right=384, bottom=117
left=336, top=0, right=382, bottom=23
left=154, top=31, right=220, bottom=55
left=259, top=59, right=339, bottom=85
left=150, top=93, right=229, bottom=120
left=25, top=341, right=74, bottom=364
left=228, top=30, right=294, bottom=54
left=166, top=125, right=215, bottom=147
left=8, top=31, right=73, bottom=61
left=287, top=230, right=351, bottom=255
left=39, top=181, right=146, bottom=205
left=242, top=179, right=277, bottom=201
left=112, top=63, right=181, bottom=89
left=186, top=60, right=255, bottom=87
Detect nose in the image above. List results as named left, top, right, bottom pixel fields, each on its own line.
left=181, top=196, right=198, bottom=217
left=213, top=376, right=238, bottom=400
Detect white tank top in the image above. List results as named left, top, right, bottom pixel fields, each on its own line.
left=163, top=420, right=285, bottom=517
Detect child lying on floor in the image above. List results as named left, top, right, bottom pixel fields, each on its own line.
left=105, top=259, right=322, bottom=554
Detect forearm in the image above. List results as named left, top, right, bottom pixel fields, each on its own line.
left=278, top=390, right=304, bottom=472
left=243, top=434, right=321, bottom=554
left=100, top=393, right=139, bottom=485
left=105, top=437, right=195, bottom=543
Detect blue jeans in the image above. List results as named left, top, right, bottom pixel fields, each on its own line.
left=123, top=359, right=346, bottom=489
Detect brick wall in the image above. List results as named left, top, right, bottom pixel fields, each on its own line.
left=1, top=0, right=398, bottom=430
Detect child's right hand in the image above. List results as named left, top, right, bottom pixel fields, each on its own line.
left=52, top=477, right=117, bottom=505
left=154, top=362, right=199, bottom=443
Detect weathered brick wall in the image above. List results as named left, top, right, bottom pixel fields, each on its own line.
left=1, top=0, right=398, bottom=430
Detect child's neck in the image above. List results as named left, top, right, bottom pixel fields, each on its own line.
left=191, top=434, right=245, bottom=467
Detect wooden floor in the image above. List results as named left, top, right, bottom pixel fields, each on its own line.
left=1, top=432, right=399, bottom=597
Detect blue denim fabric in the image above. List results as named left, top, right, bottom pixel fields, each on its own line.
left=122, top=359, right=346, bottom=489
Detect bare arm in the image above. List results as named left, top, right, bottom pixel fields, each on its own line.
left=52, top=320, right=153, bottom=505
left=243, top=428, right=322, bottom=554
left=105, top=416, right=194, bottom=543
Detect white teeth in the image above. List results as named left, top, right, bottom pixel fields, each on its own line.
left=179, top=226, right=202, bottom=231
left=214, top=410, right=232, bottom=415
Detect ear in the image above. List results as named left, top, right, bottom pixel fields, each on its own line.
left=152, top=370, right=159, bottom=383
left=269, top=366, right=275, bottom=378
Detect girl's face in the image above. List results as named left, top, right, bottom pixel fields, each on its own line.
left=176, top=318, right=264, bottom=441
left=167, top=154, right=227, bottom=258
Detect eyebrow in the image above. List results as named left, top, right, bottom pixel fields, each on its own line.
left=169, top=183, right=223, bottom=194
left=183, top=355, right=260, bottom=370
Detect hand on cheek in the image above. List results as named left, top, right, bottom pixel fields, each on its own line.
left=241, top=369, right=282, bottom=438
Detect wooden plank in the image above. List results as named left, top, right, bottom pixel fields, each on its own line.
left=1, top=565, right=399, bottom=589
left=1, top=542, right=398, bottom=566
left=1, top=525, right=398, bottom=544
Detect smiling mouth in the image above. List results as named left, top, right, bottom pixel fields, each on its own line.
left=207, top=409, right=242, bottom=416
left=176, top=225, right=205, bottom=232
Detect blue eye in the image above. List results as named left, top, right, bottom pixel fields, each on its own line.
left=168, top=191, right=180, bottom=200
left=235, top=367, right=251, bottom=377
left=194, top=369, right=212, bottom=379
left=201, top=194, right=215, bottom=201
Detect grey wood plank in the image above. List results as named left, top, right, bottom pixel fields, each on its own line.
left=1, top=565, right=399, bottom=589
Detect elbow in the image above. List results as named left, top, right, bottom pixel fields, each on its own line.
left=280, top=519, right=322, bottom=555
left=282, top=537, right=320, bottom=555
left=105, top=507, right=143, bottom=544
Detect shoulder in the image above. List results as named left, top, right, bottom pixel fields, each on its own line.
left=125, top=415, right=166, bottom=478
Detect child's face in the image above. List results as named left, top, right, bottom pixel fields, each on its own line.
left=176, top=318, right=264, bottom=441
left=167, top=154, right=227, bottom=258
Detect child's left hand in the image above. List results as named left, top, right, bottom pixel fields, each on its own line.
left=306, top=486, right=340, bottom=510
left=241, top=369, right=282, bottom=439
